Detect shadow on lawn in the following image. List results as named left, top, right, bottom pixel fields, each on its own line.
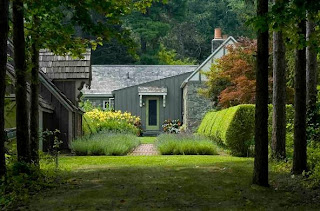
left=28, top=159, right=320, bottom=210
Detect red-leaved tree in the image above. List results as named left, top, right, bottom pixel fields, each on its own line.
left=200, top=38, right=274, bottom=108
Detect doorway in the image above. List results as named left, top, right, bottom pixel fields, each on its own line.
left=146, top=97, right=160, bottom=131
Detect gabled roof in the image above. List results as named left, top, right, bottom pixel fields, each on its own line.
left=82, top=65, right=197, bottom=96
left=180, top=36, right=237, bottom=88
left=39, top=49, right=91, bottom=83
left=39, top=70, right=84, bottom=114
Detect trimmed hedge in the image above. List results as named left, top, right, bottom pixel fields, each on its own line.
left=198, top=104, right=294, bottom=157
left=198, top=105, right=255, bottom=156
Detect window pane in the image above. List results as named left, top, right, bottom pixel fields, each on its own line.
left=148, top=100, right=157, bottom=126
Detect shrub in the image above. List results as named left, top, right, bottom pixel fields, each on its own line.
left=162, top=119, right=182, bottom=134
left=198, top=104, right=294, bottom=157
left=71, top=133, right=140, bottom=156
left=156, top=134, right=218, bottom=155
left=0, top=161, right=62, bottom=210
left=82, top=109, right=141, bottom=136
left=198, top=105, right=255, bottom=156
left=307, top=142, right=320, bottom=187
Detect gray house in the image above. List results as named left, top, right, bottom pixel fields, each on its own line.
left=83, top=30, right=237, bottom=134
left=5, top=42, right=91, bottom=150
left=82, top=65, right=196, bottom=134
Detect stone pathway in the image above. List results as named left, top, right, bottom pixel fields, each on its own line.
left=129, top=144, right=159, bottom=156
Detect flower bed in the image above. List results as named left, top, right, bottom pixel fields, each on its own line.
left=83, top=109, right=142, bottom=136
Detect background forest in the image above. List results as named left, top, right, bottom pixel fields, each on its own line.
left=91, top=0, right=256, bottom=65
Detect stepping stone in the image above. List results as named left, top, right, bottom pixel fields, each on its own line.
left=129, top=144, right=159, bottom=156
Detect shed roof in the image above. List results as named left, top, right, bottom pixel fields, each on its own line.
left=82, top=65, right=197, bottom=96
left=39, top=70, right=84, bottom=114
left=39, top=49, right=91, bottom=81
left=6, top=63, right=54, bottom=112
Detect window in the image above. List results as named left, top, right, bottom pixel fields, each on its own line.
left=102, top=100, right=109, bottom=110
left=102, top=98, right=115, bottom=111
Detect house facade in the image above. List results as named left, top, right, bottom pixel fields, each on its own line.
left=5, top=42, right=91, bottom=150
left=182, top=36, right=237, bottom=131
left=83, top=30, right=237, bottom=134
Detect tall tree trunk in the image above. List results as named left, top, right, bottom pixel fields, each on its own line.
left=306, top=17, right=318, bottom=128
left=13, top=0, right=30, bottom=163
left=293, top=17, right=307, bottom=175
left=30, top=15, right=40, bottom=165
left=0, top=0, right=9, bottom=177
left=272, top=0, right=286, bottom=160
left=253, top=0, right=269, bottom=186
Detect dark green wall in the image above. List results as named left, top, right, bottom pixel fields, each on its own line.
left=113, top=72, right=190, bottom=131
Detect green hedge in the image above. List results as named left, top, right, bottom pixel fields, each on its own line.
left=198, top=105, right=255, bottom=156
left=198, top=104, right=294, bottom=157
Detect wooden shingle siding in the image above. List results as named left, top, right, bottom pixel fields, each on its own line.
left=39, top=49, right=91, bottom=80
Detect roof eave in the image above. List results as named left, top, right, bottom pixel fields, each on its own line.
left=181, top=36, right=237, bottom=88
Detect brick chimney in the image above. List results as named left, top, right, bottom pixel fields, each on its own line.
left=211, top=28, right=225, bottom=53
left=214, top=28, right=222, bottom=39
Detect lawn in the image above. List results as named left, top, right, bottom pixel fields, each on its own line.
left=26, top=155, right=320, bottom=210
left=139, top=136, right=157, bottom=144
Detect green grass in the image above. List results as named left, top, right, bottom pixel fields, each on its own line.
left=71, top=133, right=140, bottom=156
left=139, top=136, right=156, bottom=144
left=26, top=156, right=320, bottom=210
left=156, top=134, right=218, bottom=155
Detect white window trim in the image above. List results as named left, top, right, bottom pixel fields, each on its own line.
left=102, top=100, right=109, bottom=110
left=109, top=98, right=115, bottom=110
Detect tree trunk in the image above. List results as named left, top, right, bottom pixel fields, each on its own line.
left=30, top=15, right=40, bottom=165
left=0, top=0, right=9, bottom=177
left=306, top=18, right=318, bottom=127
left=272, top=0, right=286, bottom=160
left=13, top=0, right=30, bottom=163
left=293, top=18, right=307, bottom=175
left=253, top=0, right=269, bottom=187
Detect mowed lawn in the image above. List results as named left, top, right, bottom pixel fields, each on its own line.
left=28, top=155, right=319, bottom=210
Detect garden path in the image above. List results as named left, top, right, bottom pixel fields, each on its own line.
left=129, top=144, right=159, bottom=156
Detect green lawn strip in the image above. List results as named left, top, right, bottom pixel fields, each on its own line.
left=139, top=136, right=157, bottom=144
left=28, top=156, right=320, bottom=210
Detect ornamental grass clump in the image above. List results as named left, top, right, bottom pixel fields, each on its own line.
left=156, top=134, right=218, bottom=155
left=71, top=133, right=140, bottom=156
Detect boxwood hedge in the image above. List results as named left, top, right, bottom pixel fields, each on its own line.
left=198, top=104, right=294, bottom=157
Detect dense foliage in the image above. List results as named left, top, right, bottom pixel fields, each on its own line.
left=0, top=155, right=63, bottom=209
left=200, top=38, right=259, bottom=108
left=156, top=134, right=218, bottom=155
left=83, top=109, right=142, bottom=136
left=71, top=133, right=140, bottom=156
left=93, top=0, right=256, bottom=65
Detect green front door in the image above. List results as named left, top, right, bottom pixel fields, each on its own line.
left=146, top=97, right=160, bottom=131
